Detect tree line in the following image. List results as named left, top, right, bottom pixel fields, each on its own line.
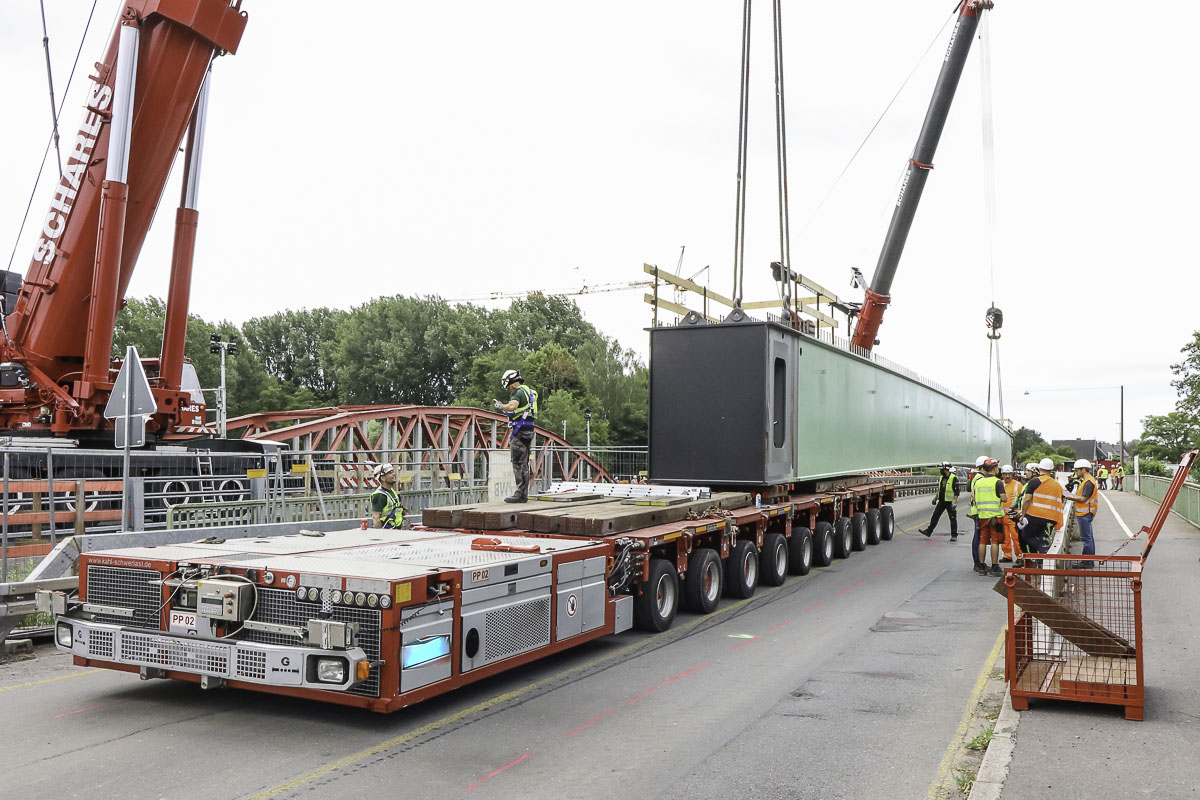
left=113, top=294, right=648, bottom=446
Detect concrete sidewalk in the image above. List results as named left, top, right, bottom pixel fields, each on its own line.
left=996, top=489, right=1200, bottom=799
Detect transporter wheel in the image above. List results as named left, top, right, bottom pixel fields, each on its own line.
left=866, top=509, right=882, bottom=545
left=879, top=505, right=895, bottom=540
left=724, top=539, right=758, bottom=599
left=788, top=527, right=813, bottom=575
left=683, top=548, right=722, bottom=614
left=850, top=513, right=868, bottom=551
left=833, top=517, right=853, bottom=559
left=759, top=532, right=788, bottom=586
left=812, top=522, right=834, bottom=567
left=634, top=557, right=679, bottom=632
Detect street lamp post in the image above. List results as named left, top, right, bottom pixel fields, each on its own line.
left=209, top=333, right=239, bottom=437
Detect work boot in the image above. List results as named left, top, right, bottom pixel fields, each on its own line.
left=989, top=565, right=1003, bottom=577
left=949, top=535, right=958, bottom=543
left=503, top=495, right=527, bottom=504
left=973, top=564, right=986, bottom=575
left=919, top=527, right=932, bottom=537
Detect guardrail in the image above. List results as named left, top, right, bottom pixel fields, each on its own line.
left=166, top=485, right=490, bottom=530
left=880, top=474, right=939, bottom=498
left=1130, top=475, right=1200, bottom=530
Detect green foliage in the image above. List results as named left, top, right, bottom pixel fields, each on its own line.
left=1132, top=411, right=1198, bottom=463
left=1171, top=331, right=1200, bottom=417
left=1137, top=458, right=1169, bottom=477
left=241, top=307, right=344, bottom=401
left=1016, top=443, right=1077, bottom=468
left=1012, top=426, right=1044, bottom=455
left=113, top=293, right=650, bottom=444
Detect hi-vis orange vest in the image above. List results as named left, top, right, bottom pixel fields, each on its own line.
left=1074, top=475, right=1099, bottom=517
left=1028, top=473, right=1065, bottom=529
left=1002, top=479, right=1020, bottom=511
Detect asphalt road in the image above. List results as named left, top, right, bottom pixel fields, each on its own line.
left=0, top=495, right=1008, bottom=800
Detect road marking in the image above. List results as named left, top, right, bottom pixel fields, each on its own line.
left=246, top=597, right=758, bottom=800
left=926, top=627, right=1006, bottom=800
left=464, top=752, right=531, bottom=791
left=565, top=709, right=615, bottom=737
left=1100, top=492, right=1135, bottom=538
left=626, top=662, right=708, bottom=705
left=805, top=602, right=826, bottom=612
left=730, top=636, right=759, bottom=651
left=874, top=568, right=888, bottom=575
left=0, top=669, right=101, bottom=694
left=768, top=620, right=790, bottom=631
left=52, top=703, right=103, bottom=719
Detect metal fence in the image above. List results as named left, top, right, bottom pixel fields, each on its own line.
left=1131, top=475, right=1200, bottom=530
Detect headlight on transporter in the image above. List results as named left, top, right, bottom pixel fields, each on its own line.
left=309, top=655, right=349, bottom=684
left=55, top=622, right=73, bottom=648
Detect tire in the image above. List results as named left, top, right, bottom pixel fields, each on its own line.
left=812, top=522, right=834, bottom=567
left=724, top=540, right=759, bottom=599
left=634, top=557, right=679, bottom=632
left=759, top=533, right=788, bottom=586
left=683, top=548, right=722, bottom=614
left=834, top=517, right=853, bottom=559
left=880, top=505, right=895, bottom=540
left=788, top=527, right=813, bottom=575
left=866, top=509, right=882, bottom=545
left=851, top=512, right=868, bottom=551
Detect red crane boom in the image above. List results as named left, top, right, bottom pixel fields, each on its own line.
left=0, top=0, right=246, bottom=439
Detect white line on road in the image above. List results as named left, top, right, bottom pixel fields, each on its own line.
left=1100, top=492, right=1135, bottom=538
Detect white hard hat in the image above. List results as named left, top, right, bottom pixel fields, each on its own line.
left=1039, top=457, right=1055, bottom=471
left=501, top=369, right=522, bottom=388
left=372, top=462, right=395, bottom=479
left=1074, top=458, right=1091, bottom=471
left=1026, top=463, right=1038, bottom=472
left=975, top=455, right=988, bottom=467
left=1001, top=464, right=1013, bottom=473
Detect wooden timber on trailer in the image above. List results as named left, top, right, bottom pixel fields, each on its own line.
left=424, top=492, right=751, bottom=535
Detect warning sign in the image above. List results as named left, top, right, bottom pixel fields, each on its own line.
left=566, top=594, right=578, bottom=617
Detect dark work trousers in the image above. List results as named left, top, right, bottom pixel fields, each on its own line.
left=971, top=516, right=981, bottom=567
left=926, top=500, right=958, bottom=535
left=510, top=428, right=534, bottom=500
left=1019, top=516, right=1052, bottom=555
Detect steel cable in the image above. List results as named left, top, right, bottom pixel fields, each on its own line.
left=6, top=0, right=102, bottom=272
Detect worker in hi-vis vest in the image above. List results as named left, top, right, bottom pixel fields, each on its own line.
left=370, top=463, right=405, bottom=529
left=920, top=461, right=960, bottom=539
left=1017, top=458, right=1064, bottom=557
left=1064, top=458, right=1099, bottom=568
left=971, top=458, right=1007, bottom=576
left=494, top=369, right=539, bottom=503
left=999, top=465, right=1021, bottom=562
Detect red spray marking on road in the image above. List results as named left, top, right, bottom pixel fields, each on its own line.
left=465, top=753, right=532, bottom=791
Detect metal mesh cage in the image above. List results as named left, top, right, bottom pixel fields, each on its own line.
left=1003, top=554, right=1144, bottom=720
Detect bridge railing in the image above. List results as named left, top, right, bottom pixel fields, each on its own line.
left=1129, top=474, right=1200, bottom=530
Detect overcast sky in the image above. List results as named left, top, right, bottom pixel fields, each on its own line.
left=2, top=1, right=1197, bottom=448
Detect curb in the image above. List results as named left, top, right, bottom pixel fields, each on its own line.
left=968, top=690, right=1020, bottom=800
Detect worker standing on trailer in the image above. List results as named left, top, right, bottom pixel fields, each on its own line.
left=1064, top=458, right=1099, bottom=568
left=495, top=369, right=538, bottom=503
left=370, top=463, right=406, bottom=529
left=999, top=465, right=1021, bottom=562
left=1016, top=457, right=1064, bottom=558
left=920, top=461, right=960, bottom=539
left=972, top=458, right=1006, bottom=576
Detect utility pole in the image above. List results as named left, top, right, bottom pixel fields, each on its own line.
left=1120, top=385, right=1125, bottom=467
left=209, top=333, right=239, bottom=437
